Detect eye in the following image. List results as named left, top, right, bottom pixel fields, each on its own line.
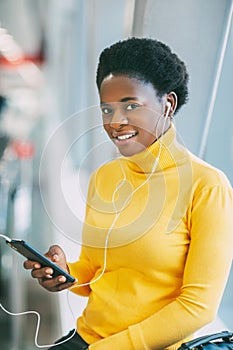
left=125, top=103, right=141, bottom=111
left=101, top=106, right=113, bottom=115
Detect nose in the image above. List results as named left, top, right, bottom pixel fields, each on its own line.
left=110, top=109, right=128, bottom=129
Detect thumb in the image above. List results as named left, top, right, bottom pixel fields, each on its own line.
left=46, top=245, right=65, bottom=263
left=46, top=245, right=68, bottom=272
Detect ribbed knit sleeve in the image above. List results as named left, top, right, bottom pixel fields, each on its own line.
left=68, top=248, right=93, bottom=296
left=89, top=183, right=233, bottom=349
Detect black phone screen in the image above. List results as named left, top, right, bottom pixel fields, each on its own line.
left=6, top=239, right=75, bottom=283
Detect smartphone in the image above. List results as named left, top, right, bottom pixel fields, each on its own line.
left=6, top=239, right=75, bottom=283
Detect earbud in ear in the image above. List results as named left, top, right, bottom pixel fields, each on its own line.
left=164, top=101, right=171, bottom=118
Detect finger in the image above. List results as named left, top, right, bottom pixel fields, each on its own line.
left=38, top=276, right=73, bottom=292
left=56, top=281, right=74, bottom=292
left=38, top=274, right=66, bottom=287
left=48, top=281, right=73, bottom=292
left=31, top=267, right=54, bottom=279
left=46, top=245, right=68, bottom=272
left=46, top=282, right=74, bottom=293
left=45, top=245, right=63, bottom=262
left=24, top=260, right=41, bottom=270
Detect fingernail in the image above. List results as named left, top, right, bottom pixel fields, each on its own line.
left=58, top=276, right=66, bottom=283
left=53, top=254, right=59, bottom=261
left=45, top=268, right=53, bottom=274
left=34, top=263, right=40, bottom=269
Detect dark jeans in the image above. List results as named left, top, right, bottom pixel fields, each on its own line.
left=48, top=329, right=89, bottom=349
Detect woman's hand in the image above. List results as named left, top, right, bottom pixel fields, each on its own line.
left=23, top=245, right=74, bottom=292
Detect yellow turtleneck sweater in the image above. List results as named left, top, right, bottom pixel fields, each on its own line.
left=68, top=125, right=233, bottom=350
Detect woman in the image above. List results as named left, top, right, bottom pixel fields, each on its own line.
left=24, top=37, right=233, bottom=349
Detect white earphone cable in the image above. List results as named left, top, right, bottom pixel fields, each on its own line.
left=70, top=109, right=169, bottom=290
left=0, top=109, right=170, bottom=348
left=0, top=233, right=78, bottom=348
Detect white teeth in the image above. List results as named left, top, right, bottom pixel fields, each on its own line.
left=117, top=133, right=136, bottom=140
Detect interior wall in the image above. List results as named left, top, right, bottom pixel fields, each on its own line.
left=139, top=0, right=232, bottom=179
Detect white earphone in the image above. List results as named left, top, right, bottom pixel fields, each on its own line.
left=164, top=101, right=172, bottom=119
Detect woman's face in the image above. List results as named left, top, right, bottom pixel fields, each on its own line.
left=99, top=75, right=169, bottom=157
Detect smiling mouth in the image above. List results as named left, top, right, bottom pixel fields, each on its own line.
left=114, top=132, right=138, bottom=141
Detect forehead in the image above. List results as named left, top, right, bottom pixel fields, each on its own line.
left=99, top=75, right=159, bottom=103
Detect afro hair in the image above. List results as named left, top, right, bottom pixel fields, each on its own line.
left=96, top=37, right=189, bottom=113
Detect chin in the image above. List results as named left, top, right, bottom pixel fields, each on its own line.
left=117, top=145, right=144, bottom=157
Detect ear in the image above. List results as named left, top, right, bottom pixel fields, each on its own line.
left=166, top=92, right=178, bottom=117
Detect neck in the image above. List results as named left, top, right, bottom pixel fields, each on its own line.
left=120, top=123, right=187, bottom=174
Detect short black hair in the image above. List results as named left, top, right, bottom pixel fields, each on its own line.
left=96, top=37, right=189, bottom=113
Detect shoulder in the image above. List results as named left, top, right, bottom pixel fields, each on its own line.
left=188, top=151, right=232, bottom=191
left=187, top=153, right=233, bottom=225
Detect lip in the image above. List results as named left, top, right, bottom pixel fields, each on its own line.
left=112, top=131, right=138, bottom=144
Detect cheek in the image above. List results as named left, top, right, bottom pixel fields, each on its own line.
left=130, top=110, right=158, bottom=131
left=103, top=122, right=111, bottom=133
left=137, top=120, right=156, bottom=136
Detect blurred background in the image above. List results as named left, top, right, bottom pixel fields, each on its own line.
left=0, top=0, right=232, bottom=349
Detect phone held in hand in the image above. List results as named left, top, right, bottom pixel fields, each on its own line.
left=6, top=239, right=75, bottom=283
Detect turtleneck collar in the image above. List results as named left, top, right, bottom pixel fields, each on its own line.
left=121, top=123, right=188, bottom=174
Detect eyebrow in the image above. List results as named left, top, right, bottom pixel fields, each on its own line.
left=100, top=97, right=140, bottom=105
